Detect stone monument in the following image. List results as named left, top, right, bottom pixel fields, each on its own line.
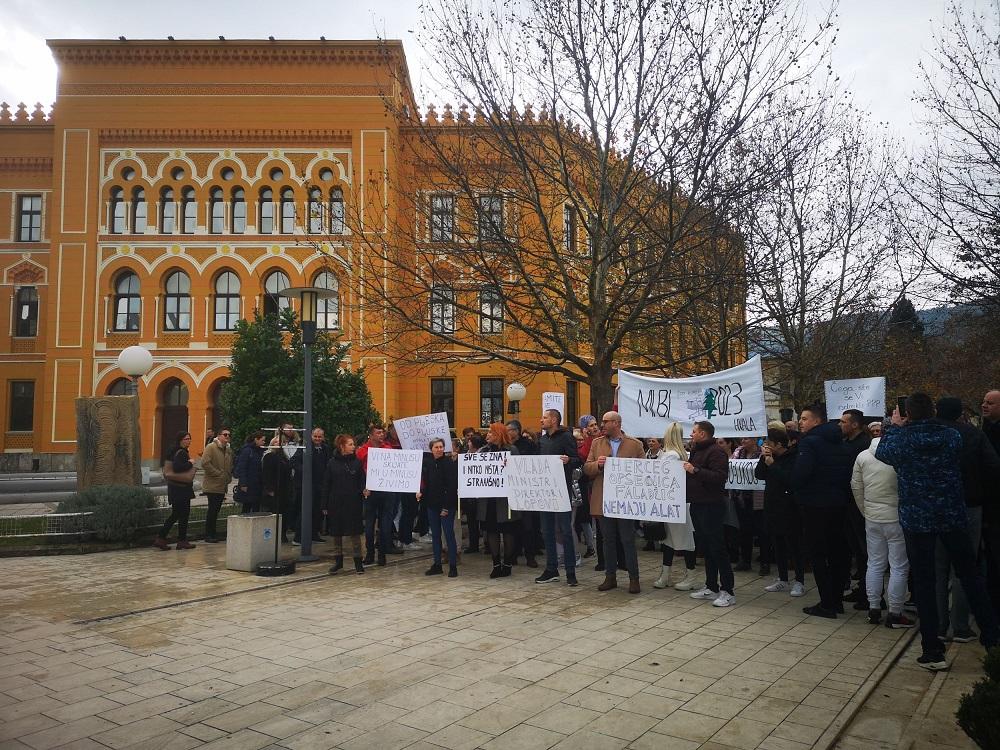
left=75, top=396, right=142, bottom=490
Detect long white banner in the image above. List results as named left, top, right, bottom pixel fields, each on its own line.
left=602, top=457, right=687, bottom=523
left=618, top=357, right=767, bottom=438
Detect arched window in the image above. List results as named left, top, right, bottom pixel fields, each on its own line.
left=313, top=271, right=340, bottom=330
left=109, top=187, right=126, bottom=234
left=160, top=187, right=176, bottom=233
left=231, top=188, right=246, bottom=234
left=213, top=271, right=240, bottom=331
left=14, top=286, right=38, bottom=337
left=107, top=378, right=130, bottom=395
left=113, top=271, right=140, bottom=332
left=131, top=187, right=147, bottom=234
left=181, top=186, right=196, bottom=233
left=164, top=270, right=191, bottom=331
left=259, top=188, right=274, bottom=234
left=209, top=187, right=224, bottom=233
left=308, top=187, right=323, bottom=233
left=330, top=187, right=345, bottom=234
left=263, top=270, right=290, bottom=317
left=163, top=380, right=189, bottom=406
left=280, top=188, right=296, bottom=233
left=429, top=284, right=455, bottom=333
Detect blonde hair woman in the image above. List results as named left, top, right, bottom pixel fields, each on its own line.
left=654, top=422, right=700, bottom=590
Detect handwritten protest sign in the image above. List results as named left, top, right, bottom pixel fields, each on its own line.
left=458, top=451, right=507, bottom=499
left=824, top=377, right=886, bottom=418
left=365, top=448, right=423, bottom=493
left=393, top=412, right=451, bottom=452
left=505, top=455, right=571, bottom=512
left=602, top=457, right=687, bottom=523
left=618, top=357, right=767, bottom=438
left=542, top=392, right=565, bottom=418
left=725, top=459, right=765, bottom=491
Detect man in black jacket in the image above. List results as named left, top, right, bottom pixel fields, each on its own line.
left=535, top=409, right=581, bottom=586
left=291, top=427, right=331, bottom=544
left=840, top=409, right=872, bottom=609
left=793, top=405, right=856, bottom=618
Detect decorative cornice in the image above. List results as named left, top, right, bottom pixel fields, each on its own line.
left=98, top=128, right=353, bottom=146
left=59, top=83, right=385, bottom=97
left=0, top=156, right=54, bottom=172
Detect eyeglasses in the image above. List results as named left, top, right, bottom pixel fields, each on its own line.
left=221, top=433, right=231, bottom=437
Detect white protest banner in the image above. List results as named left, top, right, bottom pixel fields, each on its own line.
left=365, top=448, right=423, bottom=493
left=458, top=451, right=507, bottom=499
left=617, top=356, right=767, bottom=438
left=602, top=457, right=687, bottom=523
left=393, top=412, right=451, bottom=452
left=725, top=459, right=765, bottom=491
left=824, top=377, right=886, bottom=418
left=542, top=391, right=565, bottom=418
left=505, top=455, right=571, bottom=512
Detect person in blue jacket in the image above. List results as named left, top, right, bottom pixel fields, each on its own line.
left=875, top=392, right=999, bottom=671
left=233, top=430, right=266, bottom=513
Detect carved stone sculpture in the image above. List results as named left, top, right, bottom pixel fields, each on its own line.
left=75, top=396, right=141, bottom=490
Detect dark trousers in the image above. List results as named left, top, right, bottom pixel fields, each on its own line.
left=414, top=502, right=429, bottom=537
left=773, top=530, right=805, bottom=583
left=906, top=528, right=999, bottom=654
left=601, top=516, right=639, bottom=579
left=399, top=493, right=418, bottom=544
left=205, top=492, right=225, bottom=538
left=520, top=511, right=543, bottom=556
left=427, top=507, right=458, bottom=567
left=983, top=520, right=1000, bottom=619
left=295, top=492, right=323, bottom=541
left=691, top=502, right=734, bottom=594
left=845, top=502, right=868, bottom=593
left=160, top=497, right=191, bottom=541
left=736, top=496, right=769, bottom=564
left=541, top=510, right=576, bottom=573
left=461, top=499, right=480, bottom=550
left=803, top=505, right=850, bottom=611
left=364, top=491, right=395, bottom=555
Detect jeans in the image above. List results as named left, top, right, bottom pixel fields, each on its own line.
left=541, top=510, right=576, bottom=573
left=205, top=492, right=225, bottom=538
left=399, top=493, right=418, bottom=544
left=865, top=519, right=909, bottom=613
left=601, top=516, right=639, bottom=579
left=935, top=506, right=983, bottom=635
left=803, top=505, right=850, bottom=611
left=690, top=502, right=734, bottom=594
left=427, top=507, right=458, bottom=567
left=906, top=527, right=999, bottom=654
left=364, top=491, right=395, bottom=555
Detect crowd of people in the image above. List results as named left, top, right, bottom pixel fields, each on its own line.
left=151, top=388, right=1000, bottom=671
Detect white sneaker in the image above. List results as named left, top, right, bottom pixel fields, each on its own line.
left=764, top=579, right=789, bottom=593
left=653, top=566, right=672, bottom=589
left=674, top=570, right=700, bottom=591
left=404, top=542, right=422, bottom=551
left=690, top=587, right=717, bottom=600
left=712, top=591, right=737, bottom=607
left=790, top=581, right=806, bottom=597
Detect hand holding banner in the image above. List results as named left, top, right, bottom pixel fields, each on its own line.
left=505, top=455, right=571, bottom=512
left=393, top=412, right=452, bottom=452
left=602, top=457, right=686, bottom=523
left=824, top=377, right=886, bottom=418
left=365, top=448, right=423, bottom=493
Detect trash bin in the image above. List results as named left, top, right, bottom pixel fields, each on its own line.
left=226, top=512, right=282, bottom=572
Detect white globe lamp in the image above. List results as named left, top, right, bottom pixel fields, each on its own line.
left=506, top=382, right=527, bottom=414
left=117, top=346, right=153, bottom=396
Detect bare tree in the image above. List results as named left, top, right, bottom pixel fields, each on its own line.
left=738, top=97, right=903, bottom=411
left=333, top=0, right=837, bottom=414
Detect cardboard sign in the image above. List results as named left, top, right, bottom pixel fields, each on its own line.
left=458, top=451, right=508, bottom=498
left=394, top=412, right=452, bottom=452
left=505, top=455, right=571, bottom=512
left=542, top=392, right=565, bottom=418
left=364, top=448, right=423, bottom=493
left=618, top=357, right=767, bottom=438
left=824, top=377, right=886, bottom=418
left=725, top=458, right=765, bottom=491
left=601, top=457, right=687, bottom=523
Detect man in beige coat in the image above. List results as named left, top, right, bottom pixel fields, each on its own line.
left=201, top=428, right=234, bottom=543
left=584, top=412, right=646, bottom=593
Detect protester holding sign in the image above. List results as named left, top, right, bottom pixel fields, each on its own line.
left=655, top=423, right=699, bottom=591
left=357, top=423, right=397, bottom=567
left=535, top=409, right=581, bottom=586
left=417, top=438, right=459, bottom=578
left=584, top=412, right=646, bottom=593
left=755, top=429, right=805, bottom=597
left=475, top=424, right=521, bottom=579
left=684, top=421, right=736, bottom=607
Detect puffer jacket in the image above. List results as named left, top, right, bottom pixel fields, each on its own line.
left=874, top=421, right=966, bottom=533
left=851, top=438, right=899, bottom=523
left=792, top=421, right=855, bottom=507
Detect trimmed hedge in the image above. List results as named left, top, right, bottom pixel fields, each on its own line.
left=57, top=485, right=158, bottom=542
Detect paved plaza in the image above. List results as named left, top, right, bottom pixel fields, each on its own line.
left=0, top=542, right=984, bottom=750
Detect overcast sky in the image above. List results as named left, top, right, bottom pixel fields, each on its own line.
left=0, top=0, right=950, bottom=148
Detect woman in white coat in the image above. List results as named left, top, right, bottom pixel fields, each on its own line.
left=654, top=422, right=700, bottom=590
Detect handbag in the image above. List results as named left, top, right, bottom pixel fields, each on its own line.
left=163, top=455, right=196, bottom=485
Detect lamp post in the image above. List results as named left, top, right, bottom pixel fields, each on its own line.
left=117, top=345, right=153, bottom=396
left=506, top=382, right=526, bottom=414
left=278, top=285, right=338, bottom=562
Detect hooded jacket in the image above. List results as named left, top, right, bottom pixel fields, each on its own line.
left=874, top=420, right=966, bottom=533
left=851, top=437, right=900, bottom=523
left=792, top=421, right=855, bottom=507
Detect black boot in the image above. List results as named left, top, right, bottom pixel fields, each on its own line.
left=377, top=551, right=387, bottom=566
left=363, top=550, right=375, bottom=565
left=490, top=556, right=502, bottom=579
left=425, top=562, right=443, bottom=576
left=448, top=565, right=458, bottom=578
left=501, top=563, right=512, bottom=578
left=353, top=556, right=365, bottom=574
left=328, top=555, right=344, bottom=575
